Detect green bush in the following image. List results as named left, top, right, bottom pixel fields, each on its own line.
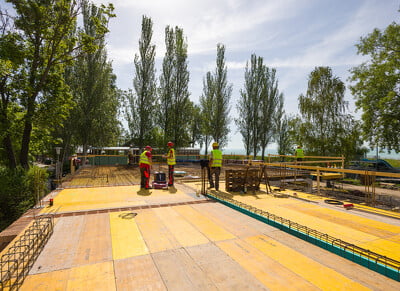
left=0, top=166, right=49, bottom=232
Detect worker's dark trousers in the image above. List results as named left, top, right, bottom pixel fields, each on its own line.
left=168, top=165, right=174, bottom=186
left=140, top=167, right=150, bottom=188
left=209, top=167, right=221, bottom=190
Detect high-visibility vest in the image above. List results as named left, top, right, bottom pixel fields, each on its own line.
left=295, top=148, right=304, bottom=158
left=210, top=149, right=222, bottom=167
left=139, top=150, right=151, bottom=165
left=167, top=148, right=176, bottom=166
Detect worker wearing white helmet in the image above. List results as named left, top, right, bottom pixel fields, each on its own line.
left=209, top=142, right=223, bottom=191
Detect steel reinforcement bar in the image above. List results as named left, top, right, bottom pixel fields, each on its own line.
left=0, top=216, right=54, bottom=290
left=206, top=192, right=400, bottom=282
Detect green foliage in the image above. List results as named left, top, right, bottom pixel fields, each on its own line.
left=0, top=0, right=114, bottom=168
left=275, top=96, right=293, bottom=157
left=62, top=1, right=120, bottom=157
left=199, top=71, right=215, bottom=154
left=200, top=44, right=232, bottom=149
left=0, top=165, right=48, bottom=231
left=349, top=22, right=400, bottom=152
left=158, top=25, right=191, bottom=148
left=236, top=54, right=281, bottom=158
left=127, top=15, right=157, bottom=149
left=295, top=67, right=364, bottom=160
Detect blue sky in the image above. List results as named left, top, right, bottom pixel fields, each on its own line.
left=92, top=0, right=398, bottom=150
left=2, top=0, right=399, bottom=151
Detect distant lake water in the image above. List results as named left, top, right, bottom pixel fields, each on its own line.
left=222, top=148, right=400, bottom=160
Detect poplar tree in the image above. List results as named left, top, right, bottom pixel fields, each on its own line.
left=158, top=26, right=175, bottom=145
left=199, top=72, right=214, bottom=155
left=64, top=1, right=120, bottom=157
left=236, top=54, right=264, bottom=157
left=210, top=44, right=232, bottom=147
left=159, top=26, right=190, bottom=148
left=258, top=68, right=280, bottom=160
left=172, top=27, right=190, bottom=147
left=127, top=15, right=156, bottom=149
left=275, top=94, right=292, bottom=157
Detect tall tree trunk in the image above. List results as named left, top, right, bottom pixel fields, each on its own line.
left=20, top=116, right=33, bottom=169
left=3, top=134, right=16, bottom=169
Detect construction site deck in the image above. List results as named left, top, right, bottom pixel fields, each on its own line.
left=1, top=159, right=400, bottom=290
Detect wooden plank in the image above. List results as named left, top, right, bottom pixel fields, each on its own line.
left=217, top=238, right=319, bottom=290
left=173, top=205, right=236, bottom=242
left=153, top=207, right=209, bottom=247
left=285, top=202, right=400, bottom=238
left=245, top=235, right=370, bottom=290
left=186, top=243, right=267, bottom=290
left=191, top=203, right=270, bottom=238
left=30, top=216, right=84, bottom=274
left=152, top=248, right=218, bottom=290
left=66, top=261, right=115, bottom=291
left=72, top=213, right=112, bottom=267
left=109, top=211, right=149, bottom=260
left=134, top=209, right=180, bottom=253
left=21, top=268, right=70, bottom=291
left=114, top=255, right=166, bottom=290
left=269, top=230, right=400, bottom=290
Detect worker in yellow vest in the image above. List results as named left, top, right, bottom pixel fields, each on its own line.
left=163, top=141, right=176, bottom=186
left=295, top=145, right=304, bottom=161
left=209, top=142, right=223, bottom=191
left=139, top=146, right=153, bottom=189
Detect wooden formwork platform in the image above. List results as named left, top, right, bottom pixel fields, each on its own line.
left=19, top=200, right=400, bottom=290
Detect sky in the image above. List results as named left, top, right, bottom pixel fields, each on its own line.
left=2, top=0, right=399, bottom=151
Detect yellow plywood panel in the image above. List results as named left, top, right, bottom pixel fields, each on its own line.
left=191, top=203, right=261, bottom=238
left=152, top=248, right=218, bottom=290
left=30, top=216, right=84, bottom=274
left=73, top=213, right=112, bottom=267
left=40, top=185, right=193, bottom=213
left=186, top=243, right=267, bottom=290
left=217, top=239, right=319, bottom=290
left=40, top=186, right=146, bottom=213
left=114, top=255, right=166, bottom=290
left=359, top=238, right=400, bottom=261
left=245, top=235, right=370, bottom=291
left=285, top=202, right=400, bottom=238
left=134, top=209, right=180, bottom=253
left=235, top=196, right=379, bottom=245
left=66, top=261, right=115, bottom=291
left=110, top=211, right=148, bottom=260
left=154, top=207, right=209, bottom=247
left=20, top=268, right=69, bottom=291
left=173, top=205, right=236, bottom=241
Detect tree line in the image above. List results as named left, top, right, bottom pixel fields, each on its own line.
left=0, top=0, right=399, bottom=167
left=0, top=0, right=398, bottom=231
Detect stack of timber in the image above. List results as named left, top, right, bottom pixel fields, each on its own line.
left=225, top=169, right=260, bottom=192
